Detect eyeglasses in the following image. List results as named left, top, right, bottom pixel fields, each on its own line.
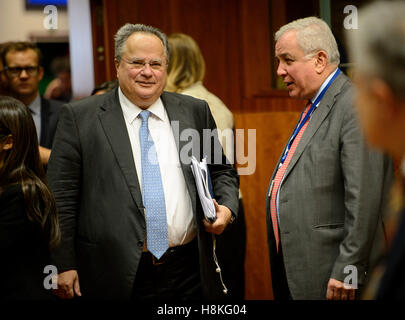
left=4, top=66, right=40, bottom=77
left=121, top=57, right=166, bottom=71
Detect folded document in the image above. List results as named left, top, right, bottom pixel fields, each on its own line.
left=190, top=156, right=216, bottom=222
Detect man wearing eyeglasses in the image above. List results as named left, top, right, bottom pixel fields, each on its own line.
left=0, top=42, right=62, bottom=164
left=47, top=23, right=239, bottom=300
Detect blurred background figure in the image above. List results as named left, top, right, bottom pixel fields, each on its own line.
left=0, top=42, right=63, bottom=165
left=0, top=95, right=60, bottom=300
left=43, top=56, right=72, bottom=103
left=166, top=32, right=246, bottom=299
left=0, top=42, right=9, bottom=95
left=91, top=79, right=118, bottom=96
left=347, top=0, right=405, bottom=300
left=166, top=33, right=234, bottom=152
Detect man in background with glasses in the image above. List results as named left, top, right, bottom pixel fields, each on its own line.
left=0, top=42, right=62, bottom=164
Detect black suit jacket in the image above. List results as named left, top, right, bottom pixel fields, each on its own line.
left=39, top=97, right=63, bottom=149
left=47, top=89, right=239, bottom=299
left=0, top=184, right=53, bottom=300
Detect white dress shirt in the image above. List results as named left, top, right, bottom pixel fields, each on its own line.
left=311, top=67, right=339, bottom=106
left=119, top=88, right=196, bottom=248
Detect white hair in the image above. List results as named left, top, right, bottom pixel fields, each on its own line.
left=275, top=16, right=340, bottom=65
left=347, top=1, right=405, bottom=101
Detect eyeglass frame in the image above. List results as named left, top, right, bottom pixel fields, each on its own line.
left=120, top=57, right=167, bottom=71
left=3, top=65, right=41, bottom=77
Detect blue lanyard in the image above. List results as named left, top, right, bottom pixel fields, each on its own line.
left=280, top=68, right=341, bottom=165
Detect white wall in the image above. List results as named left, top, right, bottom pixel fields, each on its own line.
left=0, top=0, right=95, bottom=99
left=67, top=0, right=94, bottom=98
left=0, top=0, right=69, bottom=42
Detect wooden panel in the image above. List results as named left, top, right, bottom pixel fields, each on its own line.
left=90, top=0, right=107, bottom=86
left=235, top=110, right=300, bottom=299
left=269, top=0, right=287, bottom=88
left=239, top=0, right=272, bottom=97
left=285, top=0, right=319, bottom=22
left=98, top=0, right=243, bottom=111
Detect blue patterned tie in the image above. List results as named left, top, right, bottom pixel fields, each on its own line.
left=139, top=110, right=169, bottom=259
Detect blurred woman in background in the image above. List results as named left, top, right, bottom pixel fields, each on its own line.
left=166, top=33, right=234, bottom=155
left=0, top=95, right=60, bottom=300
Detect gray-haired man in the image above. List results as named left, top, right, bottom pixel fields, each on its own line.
left=47, top=23, right=239, bottom=300
left=266, top=16, right=393, bottom=300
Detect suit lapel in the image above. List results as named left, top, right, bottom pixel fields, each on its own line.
left=161, top=92, right=198, bottom=211
left=98, top=89, right=144, bottom=211
left=282, top=73, right=349, bottom=181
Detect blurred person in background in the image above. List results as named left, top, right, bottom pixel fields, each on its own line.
left=43, top=56, right=72, bottom=103
left=0, top=42, right=10, bottom=95
left=346, top=0, right=405, bottom=300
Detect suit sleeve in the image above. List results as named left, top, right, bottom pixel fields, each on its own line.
left=330, top=102, right=393, bottom=285
left=47, top=104, right=82, bottom=272
left=203, top=101, right=240, bottom=218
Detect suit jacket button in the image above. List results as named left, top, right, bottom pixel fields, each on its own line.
left=137, top=240, right=144, bottom=248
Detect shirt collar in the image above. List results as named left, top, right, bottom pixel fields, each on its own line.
left=118, top=87, right=165, bottom=124
left=310, top=67, right=339, bottom=106
left=28, top=93, right=41, bottom=115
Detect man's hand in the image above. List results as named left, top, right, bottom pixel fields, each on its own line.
left=203, top=199, right=233, bottom=235
left=326, top=278, right=356, bottom=300
left=53, top=270, right=82, bottom=299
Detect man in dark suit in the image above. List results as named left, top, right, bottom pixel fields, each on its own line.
left=47, top=23, right=239, bottom=300
left=266, top=17, right=393, bottom=300
left=1, top=42, right=62, bottom=164
left=346, top=1, right=405, bottom=300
